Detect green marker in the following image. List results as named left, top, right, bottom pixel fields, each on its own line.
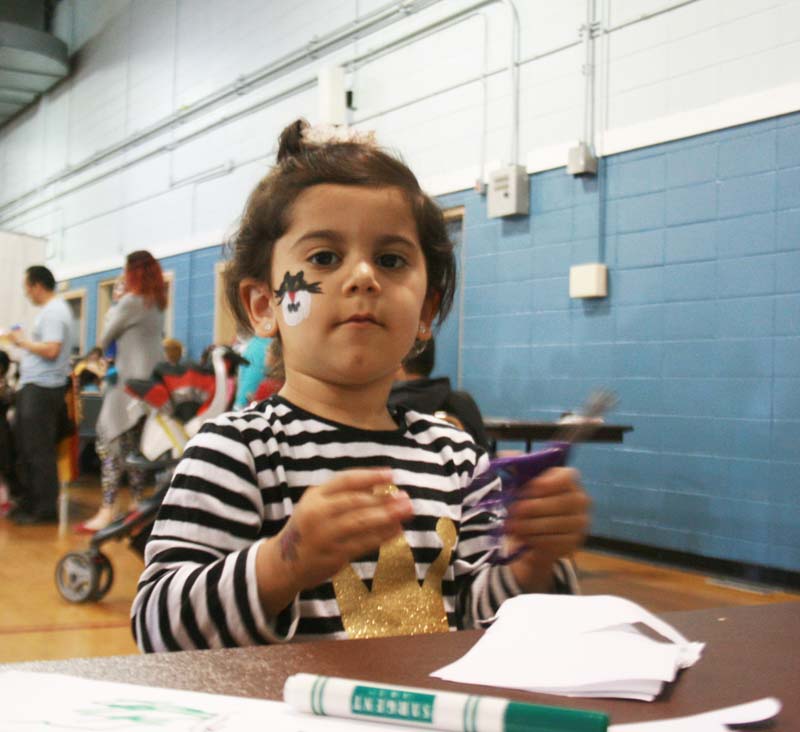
left=284, top=673, right=608, bottom=732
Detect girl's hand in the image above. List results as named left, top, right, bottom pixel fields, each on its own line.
left=505, top=467, right=591, bottom=592
left=256, top=468, right=414, bottom=614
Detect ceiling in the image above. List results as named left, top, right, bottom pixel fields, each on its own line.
left=0, top=4, right=68, bottom=128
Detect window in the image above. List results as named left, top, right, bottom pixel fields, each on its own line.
left=162, top=271, right=174, bottom=338
left=95, top=276, right=119, bottom=343
left=62, top=287, right=87, bottom=356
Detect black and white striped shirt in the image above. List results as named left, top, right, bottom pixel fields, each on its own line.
left=132, top=396, right=576, bottom=651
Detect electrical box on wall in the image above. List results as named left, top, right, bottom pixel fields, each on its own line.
left=487, top=165, right=529, bottom=218
left=567, top=142, right=598, bottom=176
left=569, top=263, right=607, bottom=298
left=318, top=66, right=347, bottom=126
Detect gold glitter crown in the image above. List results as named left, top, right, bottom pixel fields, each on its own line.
left=332, top=512, right=457, bottom=640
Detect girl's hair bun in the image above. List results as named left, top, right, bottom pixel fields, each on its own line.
left=277, top=119, right=309, bottom=163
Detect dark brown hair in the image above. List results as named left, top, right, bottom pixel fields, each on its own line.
left=224, top=119, right=456, bottom=346
left=25, top=265, right=56, bottom=291
left=402, top=337, right=436, bottom=378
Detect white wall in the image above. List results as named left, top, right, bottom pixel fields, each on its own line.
left=1, top=0, right=798, bottom=279
left=0, top=232, right=47, bottom=330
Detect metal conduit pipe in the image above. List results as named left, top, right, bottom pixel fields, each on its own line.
left=582, top=0, right=597, bottom=149
left=1, top=0, right=700, bottom=227
left=4, top=14, right=493, bottom=229
left=5, top=0, right=528, bottom=230
left=349, top=0, right=491, bottom=70
left=1, top=77, right=317, bottom=227
left=605, top=0, right=700, bottom=33
left=349, top=10, right=490, bottom=184
left=357, top=0, right=516, bottom=166
left=346, top=8, right=498, bottom=391
left=500, top=0, right=521, bottom=166
left=1, top=0, right=511, bottom=224
left=4, top=12, right=495, bottom=252
left=346, top=0, right=518, bottom=165
left=0, top=0, right=443, bottom=215
left=348, top=9, right=490, bottom=392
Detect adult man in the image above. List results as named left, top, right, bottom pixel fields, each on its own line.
left=9, top=266, right=76, bottom=524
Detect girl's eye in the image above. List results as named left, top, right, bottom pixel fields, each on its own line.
left=376, top=253, right=407, bottom=269
left=308, top=251, right=340, bottom=266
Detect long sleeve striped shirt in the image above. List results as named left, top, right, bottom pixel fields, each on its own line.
left=132, top=396, right=576, bottom=651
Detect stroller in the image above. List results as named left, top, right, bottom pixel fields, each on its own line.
left=55, top=346, right=245, bottom=603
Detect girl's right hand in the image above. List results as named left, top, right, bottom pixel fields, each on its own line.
left=256, top=468, right=413, bottom=612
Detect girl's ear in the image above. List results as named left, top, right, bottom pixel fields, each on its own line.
left=239, top=278, right=278, bottom=337
left=418, top=289, right=441, bottom=342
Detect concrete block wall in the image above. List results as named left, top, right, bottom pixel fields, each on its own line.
left=65, top=111, right=798, bottom=573
left=4, top=1, right=800, bottom=276
left=4, top=0, right=797, bottom=573
left=438, top=110, right=800, bottom=573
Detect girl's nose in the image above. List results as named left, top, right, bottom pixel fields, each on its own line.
left=344, top=260, right=380, bottom=294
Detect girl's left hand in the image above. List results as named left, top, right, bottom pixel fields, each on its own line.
left=505, top=467, right=591, bottom=591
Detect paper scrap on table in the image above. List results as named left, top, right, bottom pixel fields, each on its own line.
left=610, top=697, right=782, bottom=731
left=432, top=595, right=705, bottom=701
left=0, top=670, right=780, bottom=732
left=0, top=670, right=412, bottom=732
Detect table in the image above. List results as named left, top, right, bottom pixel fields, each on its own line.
left=483, top=418, right=633, bottom=453
left=4, top=603, right=798, bottom=728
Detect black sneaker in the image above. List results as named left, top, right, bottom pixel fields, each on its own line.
left=11, top=510, right=58, bottom=525
left=7, top=504, right=29, bottom=521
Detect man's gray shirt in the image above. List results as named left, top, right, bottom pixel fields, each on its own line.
left=18, top=297, right=76, bottom=387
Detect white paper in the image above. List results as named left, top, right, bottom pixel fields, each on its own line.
left=0, top=671, right=416, bottom=732
left=610, top=697, right=782, bottom=731
left=0, top=671, right=780, bottom=732
left=432, top=595, right=705, bottom=700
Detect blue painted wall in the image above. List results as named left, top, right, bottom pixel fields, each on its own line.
left=438, top=111, right=800, bottom=573
left=66, top=245, right=224, bottom=361
left=67, top=266, right=121, bottom=350
left=65, top=111, right=799, bottom=573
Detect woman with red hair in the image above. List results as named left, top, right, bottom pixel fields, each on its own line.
left=77, top=251, right=167, bottom=532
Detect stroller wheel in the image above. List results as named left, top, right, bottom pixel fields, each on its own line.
left=91, top=552, right=114, bottom=601
left=55, top=552, right=98, bottom=603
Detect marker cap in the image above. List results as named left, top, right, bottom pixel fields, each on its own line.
left=505, top=701, right=608, bottom=732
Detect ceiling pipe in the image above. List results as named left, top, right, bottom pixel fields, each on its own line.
left=1, top=0, right=525, bottom=222
left=0, top=0, right=443, bottom=214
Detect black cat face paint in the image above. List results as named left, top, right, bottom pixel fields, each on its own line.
left=274, top=270, right=323, bottom=326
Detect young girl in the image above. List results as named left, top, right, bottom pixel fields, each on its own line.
left=131, top=120, right=590, bottom=651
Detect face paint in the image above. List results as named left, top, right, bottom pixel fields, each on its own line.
left=274, top=270, right=323, bottom=326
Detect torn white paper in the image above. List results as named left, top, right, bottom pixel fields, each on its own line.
left=432, top=595, right=705, bottom=700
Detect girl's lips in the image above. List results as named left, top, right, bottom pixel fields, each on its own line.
left=343, top=314, right=379, bottom=324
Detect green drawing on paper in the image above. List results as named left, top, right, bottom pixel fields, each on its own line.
left=9, top=698, right=225, bottom=731
left=80, top=699, right=216, bottom=726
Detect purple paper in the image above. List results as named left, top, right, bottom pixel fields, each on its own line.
left=474, top=442, right=571, bottom=564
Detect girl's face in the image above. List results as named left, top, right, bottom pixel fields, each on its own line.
left=247, top=184, right=436, bottom=388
